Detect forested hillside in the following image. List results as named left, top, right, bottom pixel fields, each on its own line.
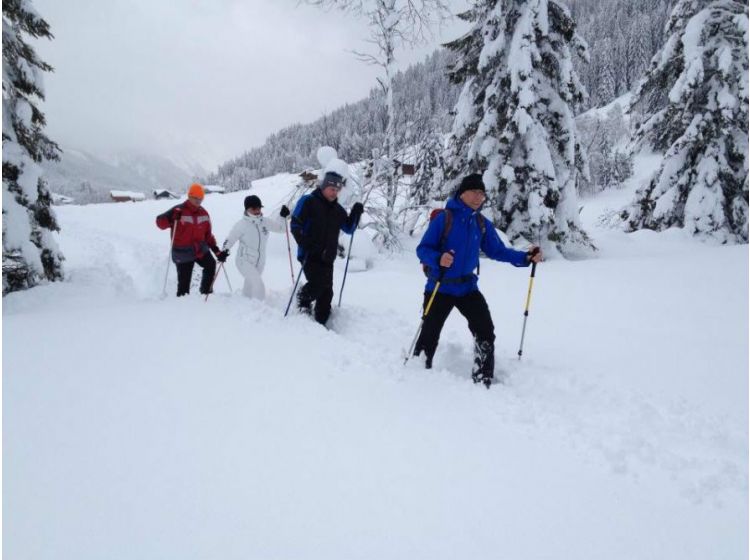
left=208, top=49, right=459, bottom=191
left=208, top=0, right=672, bottom=192
left=569, top=0, right=672, bottom=107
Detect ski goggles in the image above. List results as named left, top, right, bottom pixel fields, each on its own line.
left=321, top=173, right=346, bottom=190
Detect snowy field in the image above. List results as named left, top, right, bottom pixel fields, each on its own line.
left=3, top=172, right=748, bottom=559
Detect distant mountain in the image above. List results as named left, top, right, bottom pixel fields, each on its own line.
left=41, top=148, right=208, bottom=204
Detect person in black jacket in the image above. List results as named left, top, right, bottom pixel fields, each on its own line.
left=290, top=171, right=364, bottom=325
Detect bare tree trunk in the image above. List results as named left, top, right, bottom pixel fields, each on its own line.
left=304, top=0, right=451, bottom=251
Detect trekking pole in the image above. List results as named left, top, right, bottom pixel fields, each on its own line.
left=517, top=248, right=541, bottom=360
left=284, top=256, right=307, bottom=317
left=160, top=219, right=179, bottom=298
left=221, top=262, right=233, bottom=293
left=404, top=266, right=446, bottom=365
left=284, top=220, right=295, bottom=285
left=335, top=164, right=372, bottom=307
left=284, top=183, right=299, bottom=206
left=205, top=261, right=228, bottom=302
left=337, top=214, right=361, bottom=308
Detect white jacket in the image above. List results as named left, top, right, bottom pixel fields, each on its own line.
left=223, top=213, right=286, bottom=273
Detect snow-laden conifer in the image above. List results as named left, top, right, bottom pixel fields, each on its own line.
left=443, top=0, right=594, bottom=256
left=2, top=0, right=64, bottom=294
left=623, top=0, right=749, bottom=243
left=411, top=129, right=446, bottom=208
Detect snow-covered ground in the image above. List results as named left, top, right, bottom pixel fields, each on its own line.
left=4, top=173, right=748, bottom=559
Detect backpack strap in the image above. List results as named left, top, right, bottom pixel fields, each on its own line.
left=440, top=209, right=453, bottom=248
left=423, top=210, right=487, bottom=277
left=422, top=209, right=453, bottom=277
left=476, top=213, right=485, bottom=276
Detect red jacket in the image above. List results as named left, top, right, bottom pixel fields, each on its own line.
left=156, top=201, right=219, bottom=263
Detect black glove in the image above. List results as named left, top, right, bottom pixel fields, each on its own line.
left=217, top=250, right=229, bottom=263
left=350, top=202, right=364, bottom=221
left=171, top=208, right=182, bottom=224
left=280, top=205, right=290, bottom=218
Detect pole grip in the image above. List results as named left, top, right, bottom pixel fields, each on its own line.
left=529, top=247, right=540, bottom=278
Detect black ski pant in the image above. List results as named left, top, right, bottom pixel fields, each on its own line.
left=176, top=252, right=216, bottom=296
left=414, top=289, right=496, bottom=380
left=297, top=259, right=334, bottom=325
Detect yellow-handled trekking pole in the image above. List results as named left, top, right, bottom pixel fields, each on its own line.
left=404, top=266, right=447, bottom=366
left=517, top=248, right=540, bottom=360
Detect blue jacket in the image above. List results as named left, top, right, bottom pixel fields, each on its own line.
left=417, top=196, right=529, bottom=296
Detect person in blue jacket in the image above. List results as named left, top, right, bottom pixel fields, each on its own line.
left=291, top=171, right=364, bottom=325
left=414, top=173, right=543, bottom=387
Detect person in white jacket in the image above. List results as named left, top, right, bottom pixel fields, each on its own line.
left=223, top=195, right=290, bottom=300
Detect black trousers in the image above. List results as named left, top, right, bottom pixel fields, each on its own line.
left=414, top=289, right=496, bottom=380
left=297, top=259, right=334, bottom=324
left=176, top=252, right=216, bottom=296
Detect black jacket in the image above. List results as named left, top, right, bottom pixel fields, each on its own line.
left=291, top=189, right=358, bottom=264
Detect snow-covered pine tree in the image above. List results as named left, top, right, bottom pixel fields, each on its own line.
left=2, top=0, right=64, bottom=295
left=443, top=0, right=594, bottom=256
left=576, top=102, right=632, bottom=195
left=594, top=38, right=616, bottom=102
left=568, top=0, right=671, bottom=107
left=411, top=128, right=445, bottom=208
left=398, top=125, right=446, bottom=235
left=626, top=14, right=653, bottom=91
left=623, top=0, right=749, bottom=243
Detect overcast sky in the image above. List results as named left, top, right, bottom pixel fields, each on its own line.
left=33, top=0, right=469, bottom=172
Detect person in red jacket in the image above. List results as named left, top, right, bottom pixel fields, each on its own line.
left=156, top=183, right=228, bottom=296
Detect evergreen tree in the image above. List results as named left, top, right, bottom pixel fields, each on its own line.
left=594, top=38, right=616, bottom=102
left=576, top=102, right=633, bottom=195
left=623, top=0, right=749, bottom=243
left=443, top=0, right=594, bottom=256
left=411, top=129, right=446, bottom=208
left=568, top=0, right=671, bottom=107
left=626, top=14, right=653, bottom=90
left=2, top=0, right=64, bottom=294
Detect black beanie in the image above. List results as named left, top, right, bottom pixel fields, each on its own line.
left=456, top=173, right=486, bottom=196
left=320, top=171, right=345, bottom=189
left=244, top=195, right=263, bottom=209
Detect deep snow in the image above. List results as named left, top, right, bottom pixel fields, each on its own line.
left=3, top=172, right=748, bottom=559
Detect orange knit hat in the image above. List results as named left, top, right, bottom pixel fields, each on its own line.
left=187, top=183, right=205, bottom=200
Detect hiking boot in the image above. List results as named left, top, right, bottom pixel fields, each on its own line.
left=472, top=373, right=492, bottom=389
left=472, top=340, right=494, bottom=388
left=413, top=347, right=433, bottom=369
